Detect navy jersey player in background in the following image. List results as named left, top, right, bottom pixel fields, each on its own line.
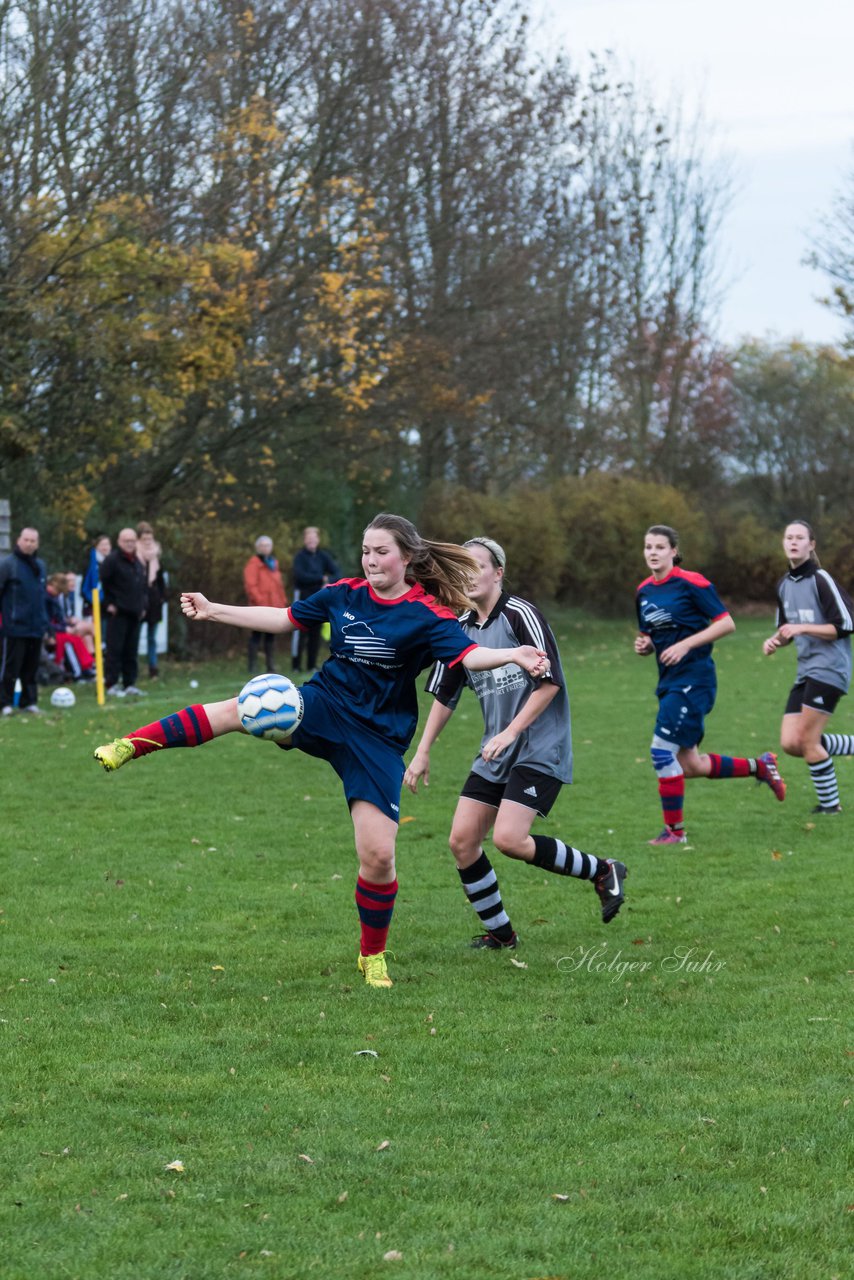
left=635, top=525, right=785, bottom=845
left=405, top=537, right=627, bottom=947
left=93, top=514, right=548, bottom=989
left=763, top=520, right=854, bottom=814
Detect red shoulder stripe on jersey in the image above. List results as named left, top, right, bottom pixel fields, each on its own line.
left=673, top=566, right=712, bottom=588
left=636, top=566, right=712, bottom=590
left=286, top=606, right=308, bottom=633
left=405, top=582, right=459, bottom=621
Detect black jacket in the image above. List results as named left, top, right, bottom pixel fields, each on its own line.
left=100, top=549, right=147, bottom=616
left=293, top=547, right=340, bottom=596
left=0, top=548, right=48, bottom=637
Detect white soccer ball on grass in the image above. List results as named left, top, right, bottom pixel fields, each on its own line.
left=50, top=687, right=76, bottom=709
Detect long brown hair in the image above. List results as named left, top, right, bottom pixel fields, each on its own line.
left=364, top=513, right=478, bottom=614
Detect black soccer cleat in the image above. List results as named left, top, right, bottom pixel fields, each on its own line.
left=594, top=859, right=628, bottom=924
left=811, top=803, right=843, bottom=815
left=469, top=930, right=518, bottom=950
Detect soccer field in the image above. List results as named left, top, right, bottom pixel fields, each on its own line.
left=2, top=612, right=850, bottom=1280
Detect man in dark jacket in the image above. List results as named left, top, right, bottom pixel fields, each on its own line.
left=100, top=527, right=148, bottom=696
left=291, top=526, right=340, bottom=672
left=0, top=527, right=48, bottom=714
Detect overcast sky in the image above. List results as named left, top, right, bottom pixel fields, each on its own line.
left=530, top=0, right=854, bottom=347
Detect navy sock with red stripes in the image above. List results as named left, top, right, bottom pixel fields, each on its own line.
left=126, top=705, right=214, bottom=757
left=355, top=876, right=398, bottom=956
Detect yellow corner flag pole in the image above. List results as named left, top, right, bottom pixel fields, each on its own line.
left=92, top=586, right=105, bottom=706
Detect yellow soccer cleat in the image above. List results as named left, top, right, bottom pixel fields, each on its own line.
left=358, top=951, right=393, bottom=989
left=93, top=738, right=136, bottom=772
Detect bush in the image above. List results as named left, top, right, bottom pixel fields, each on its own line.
left=551, top=474, right=710, bottom=614
left=419, top=484, right=565, bottom=605
left=708, top=514, right=783, bottom=603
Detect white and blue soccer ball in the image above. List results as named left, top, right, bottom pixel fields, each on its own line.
left=50, top=686, right=76, bottom=709
left=238, top=673, right=303, bottom=742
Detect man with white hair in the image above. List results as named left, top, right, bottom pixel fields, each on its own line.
left=0, top=526, right=48, bottom=715
left=243, top=535, right=288, bottom=673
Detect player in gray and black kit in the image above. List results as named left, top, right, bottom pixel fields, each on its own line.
left=405, top=537, right=627, bottom=947
left=764, top=520, right=854, bottom=814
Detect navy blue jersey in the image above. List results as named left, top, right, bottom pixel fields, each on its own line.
left=290, top=578, right=477, bottom=753
left=636, top=567, right=730, bottom=694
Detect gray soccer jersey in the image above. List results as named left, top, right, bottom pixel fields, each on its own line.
left=775, top=562, right=853, bottom=693
left=425, top=592, right=572, bottom=784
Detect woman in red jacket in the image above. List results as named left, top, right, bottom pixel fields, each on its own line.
left=243, top=536, right=288, bottom=674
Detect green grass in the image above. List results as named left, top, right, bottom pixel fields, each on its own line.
left=1, top=613, right=851, bottom=1280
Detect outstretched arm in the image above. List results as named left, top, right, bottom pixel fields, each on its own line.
left=181, top=592, right=294, bottom=634
left=462, top=644, right=546, bottom=678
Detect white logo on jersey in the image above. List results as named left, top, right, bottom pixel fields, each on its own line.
left=341, top=620, right=396, bottom=662
left=798, top=609, right=815, bottom=623
left=523, top=785, right=538, bottom=797
left=343, top=611, right=355, bottom=620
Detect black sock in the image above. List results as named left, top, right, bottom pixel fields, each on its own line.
left=531, top=834, right=600, bottom=880
left=458, top=852, right=514, bottom=941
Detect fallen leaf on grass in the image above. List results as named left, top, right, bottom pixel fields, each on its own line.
left=164, top=1160, right=185, bottom=1173
left=771, top=850, right=783, bottom=861
left=551, top=1194, right=570, bottom=1203
left=376, top=1140, right=391, bottom=1151
left=399, top=816, right=415, bottom=824
left=298, top=1154, right=314, bottom=1164
left=510, top=957, right=527, bottom=969
left=211, top=965, right=225, bottom=972
left=337, top=1191, right=348, bottom=1203
left=380, top=1074, right=391, bottom=1083
left=382, top=1251, right=403, bottom=1261
left=760, top=1186, right=767, bottom=1194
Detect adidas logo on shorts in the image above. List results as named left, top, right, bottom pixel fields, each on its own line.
left=523, top=785, right=538, bottom=798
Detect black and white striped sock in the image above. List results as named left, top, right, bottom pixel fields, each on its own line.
left=821, top=733, right=854, bottom=756
left=531, top=835, right=600, bottom=880
left=809, top=758, right=840, bottom=810
left=458, top=852, right=514, bottom=941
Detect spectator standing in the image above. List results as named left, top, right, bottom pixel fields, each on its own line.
left=137, top=522, right=167, bottom=680
left=81, top=535, right=111, bottom=615
left=100, top=528, right=147, bottom=697
left=292, top=526, right=340, bottom=672
left=243, top=536, right=289, bottom=674
left=0, top=527, right=48, bottom=715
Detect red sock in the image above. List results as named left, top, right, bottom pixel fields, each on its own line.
left=707, top=754, right=752, bottom=778
left=127, top=705, right=213, bottom=758
left=355, top=876, right=398, bottom=956
left=658, top=775, right=684, bottom=827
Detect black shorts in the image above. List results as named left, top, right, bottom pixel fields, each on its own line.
left=460, top=764, right=563, bottom=818
left=784, top=678, right=845, bottom=717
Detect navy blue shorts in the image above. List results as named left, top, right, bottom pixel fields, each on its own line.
left=655, top=683, right=716, bottom=749
left=278, top=682, right=404, bottom=823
